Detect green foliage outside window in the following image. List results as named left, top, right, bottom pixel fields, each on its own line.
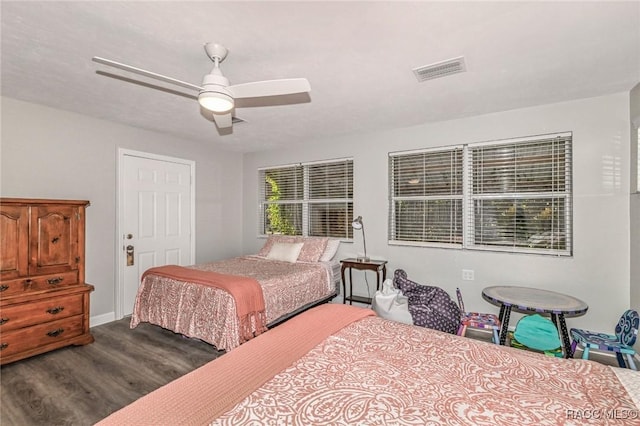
left=265, top=175, right=296, bottom=235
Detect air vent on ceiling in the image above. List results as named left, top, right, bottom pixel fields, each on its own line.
left=412, top=56, right=466, bottom=82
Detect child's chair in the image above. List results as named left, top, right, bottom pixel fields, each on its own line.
left=456, top=288, right=501, bottom=344
left=569, top=309, right=639, bottom=370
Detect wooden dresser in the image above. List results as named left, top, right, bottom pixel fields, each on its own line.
left=0, top=198, right=94, bottom=365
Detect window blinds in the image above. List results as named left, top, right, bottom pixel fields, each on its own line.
left=467, top=134, right=572, bottom=255
left=306, top=160, right=354, bottom=238
left=259, top=159, right=353, bottom=238
left=389, top=132, right=572, bottom=256
left=259, top=165, right=304, bottom=235
left=389, top=147, right=464, bottom=246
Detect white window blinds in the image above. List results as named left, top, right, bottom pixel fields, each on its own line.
left=389, top=147, right=464, bottom=246
left=259, top=165, right=304, bottom=235
left=467, top=134, right=572, bottom=255
left=259, top=159, right=353, bottom=238
left=389, top=132, right=572, bottom=256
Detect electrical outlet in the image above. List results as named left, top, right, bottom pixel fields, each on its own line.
left=462, top=269, right=475, bottom=281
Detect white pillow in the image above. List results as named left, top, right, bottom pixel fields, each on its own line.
left=266, top=242, right=304, bottom=263
left=319, top=239, right=341, bottom=262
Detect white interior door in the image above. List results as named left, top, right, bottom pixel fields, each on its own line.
left=118, top=150, right=195, bottom=318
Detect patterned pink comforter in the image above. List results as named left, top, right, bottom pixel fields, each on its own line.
left=130, top=255, right=335, bottom=351
left=213, top=313, right=640, bottom=425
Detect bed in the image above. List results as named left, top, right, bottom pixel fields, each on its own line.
left=130, top=236, right=341, bottom=351
left=103, top=303, right=640, bottom=425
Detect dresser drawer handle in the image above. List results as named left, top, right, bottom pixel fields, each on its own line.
left=0, top=318, right=9, bottom=325
left=0, top=285, right=8, bottom=292
left=0, top=343, right=7, bottom=351
left=46, top=307, right=65, bottom=315
left=47, top=277, right=64, bottom=285
left=46, top=328, right=65, bottom=337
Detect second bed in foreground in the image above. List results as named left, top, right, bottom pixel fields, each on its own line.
left=102, top=304, right=640, bottom=425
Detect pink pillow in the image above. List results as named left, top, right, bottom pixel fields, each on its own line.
left=297, top=237, right=329, bottom=262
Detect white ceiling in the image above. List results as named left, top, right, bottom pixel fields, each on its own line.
left=2, top=1, right=639, bottom=153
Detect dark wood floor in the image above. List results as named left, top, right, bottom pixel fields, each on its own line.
left=1, top=318, right=224, bottom=426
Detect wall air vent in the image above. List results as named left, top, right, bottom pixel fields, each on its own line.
left=412, top=56, right=466, bottom=82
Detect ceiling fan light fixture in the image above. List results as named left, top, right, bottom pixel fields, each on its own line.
left=198, top=91, right=234, bottom=113
left=93, top=42, right=310, bottom=131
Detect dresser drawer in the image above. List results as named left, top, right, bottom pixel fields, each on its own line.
left=0, top=315, right=84, bottom=359
left=0, top=293, right=83, bottom=332
left=0, top=271, right=78, bottom=298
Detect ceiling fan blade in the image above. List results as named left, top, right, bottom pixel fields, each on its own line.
left=92, top=57, right=203, bottom=92
left=212, top=112, right=233, bottom=129
left=228, top=78, right=310, bottom=99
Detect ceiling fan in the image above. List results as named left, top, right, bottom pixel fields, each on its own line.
left=92, top=43, right=311, bottom=129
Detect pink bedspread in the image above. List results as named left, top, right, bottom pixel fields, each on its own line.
left=141, top=265, right=267, bottom=343
left=107, top=304, right=640, bottom=425
left=213, top=313, right=639, bottom=425
left=98, top=304, right=374, bottom=426
left=130, top=255, right=334, bottom=351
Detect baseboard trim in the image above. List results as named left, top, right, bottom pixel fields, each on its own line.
left=91, top=312, right=116, bottom=328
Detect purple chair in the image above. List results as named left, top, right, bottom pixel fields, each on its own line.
left=456, top=287, right=500, bottom=344
left=570, top=310, right=638, bottom=370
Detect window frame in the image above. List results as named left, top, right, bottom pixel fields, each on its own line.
left=389, top=132, right=573, bottom=256
left=388, top=145, right=464, bottom=248
left=636, top=126, right=640, bottom=193
left=258, top=157, right=354, bottom=239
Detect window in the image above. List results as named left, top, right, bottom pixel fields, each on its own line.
left=389, top=147, right=463, bottom=247
left=467, top=134, right=572, bottom=255
left=389, top=132, right=572, bottom=256
left=259, top=158, right=353, bottom=238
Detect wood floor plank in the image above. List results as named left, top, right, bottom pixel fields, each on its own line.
left=1, top=318, right=223, bottom=425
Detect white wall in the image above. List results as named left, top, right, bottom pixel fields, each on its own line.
left=630, top=84, right=640, bottom=313
left=2, top=92, right=633, bottom=340
left=243, top=92, right=632, bottom=335
left=1, top=97, right=245, bottom=324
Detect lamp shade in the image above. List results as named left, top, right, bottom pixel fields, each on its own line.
left=351, top=216, right=363, bottom=230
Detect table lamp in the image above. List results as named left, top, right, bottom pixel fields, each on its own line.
left=351, top=216, right=369, bottom=262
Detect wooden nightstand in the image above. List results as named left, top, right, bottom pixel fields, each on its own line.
left=340, top=258, right=387, bottom=305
